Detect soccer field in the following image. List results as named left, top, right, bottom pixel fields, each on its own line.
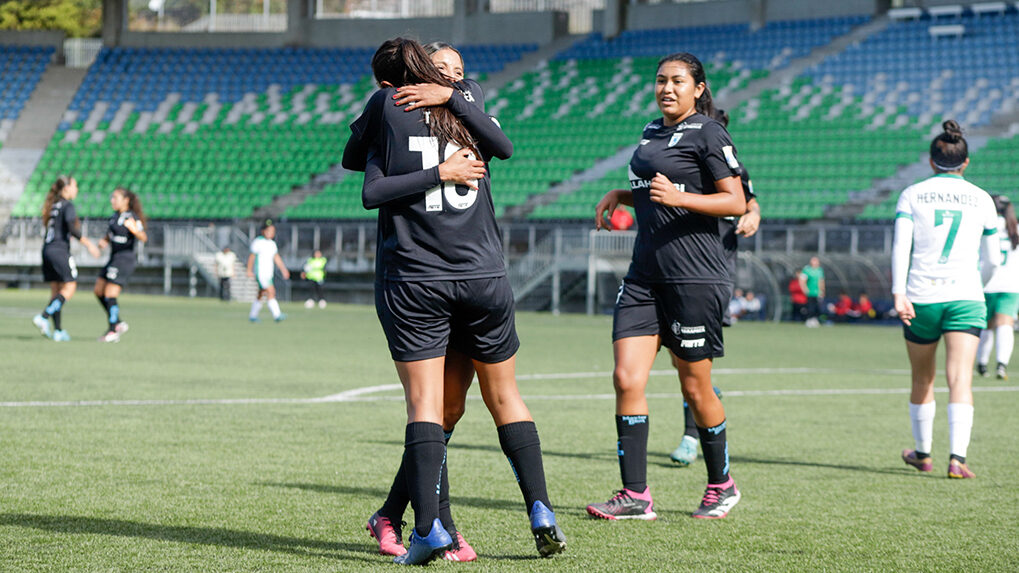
left=2, top=290, right=1018, bottom=572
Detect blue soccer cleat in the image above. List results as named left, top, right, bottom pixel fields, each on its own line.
left=249, top=316, right=261, bottom=323
left=529, top=501, right=566, bottom=557
left=392, top=518, right=452, bottom=566
left=274, top=313, right=287, bottom=323
left=51, top=329, right=71, bottom=342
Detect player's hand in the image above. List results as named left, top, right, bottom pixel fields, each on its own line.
left=86, top=244, right=100, bottom=258
left=736, top=209, right=761, bottom=237
left=649, top=173, right=685, bottom=208
left=394, top=84, right=454, bottom=111
left=595, top=189, right=625, bottom=231
left=438, top=150, right=485, bottom=190
left=893, top=293, right=915, bottom=326
left=282, top=269, right=291, bottom=280
left=246, top=269, right=254, bottom=279
left=124, top=218, right=137, bottom=233
left=300, top=272, right=307, bottom=279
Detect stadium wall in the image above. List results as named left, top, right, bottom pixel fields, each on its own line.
left=114, top=11, right=566, bottom=48
left=0, top=30, right=64, bottom=58
left=620, top=0, right=880, bottom=30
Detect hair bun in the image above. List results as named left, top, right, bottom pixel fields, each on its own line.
left=942, top=119, right=963, bottom=143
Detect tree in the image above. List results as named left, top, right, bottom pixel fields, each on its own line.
left=0, top=0, right=103, bottom=38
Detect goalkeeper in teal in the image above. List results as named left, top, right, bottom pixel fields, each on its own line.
left=892, top=120, right=1000, bottom=480
left=301, top=249, right=327, bottom=309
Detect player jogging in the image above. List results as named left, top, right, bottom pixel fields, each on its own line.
left=363, top=40, right=489, bottom=563
left=343, top=38, right=565, bottom=565
left=587, top=52, right=746, bottom=521
left=33, top=175, right=100, bottom=341
left=246, top=219, right=290, bottom=323
left=894, top=120, right=1000, bottom=480
left=976, top=195, right=1019, bottom=380
left=94, top=187, right=147, bottom=343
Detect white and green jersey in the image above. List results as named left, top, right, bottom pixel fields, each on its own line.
left=249, top=235, right=278, bottom=287
left=984, top=215, right=1019, bottom=294
left=893, top=174, right=998, bottom=303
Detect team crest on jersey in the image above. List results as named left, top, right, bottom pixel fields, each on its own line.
left=668, top=133, right=683, bottom=147
left=671, top=321, right=682, bottom=336
left=722, top=145, right=740, bottom=169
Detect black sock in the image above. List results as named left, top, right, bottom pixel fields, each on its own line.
left=616, top=414, right=649, bottom=493
left=915, top=451, right=931, bottom=459
left=97, top=293, right=110, bottom=316
left=52, top=309, right=62, bottom=331
left=697, top=420, right=731, bottom=485
left=439, top=428, right=455, bottom=534
left=950, top=454, right=966, bottom=464
left=404, top=422, right=445, bottom=537
left=497, top=421, right=551, bottom=514
left=683, top=403, right=697, bottom=438
left=379, top=454, right=410, bottom=526
left=106, top=297, right=119, bottom=330
left=42, top=294, right=66, bottom=319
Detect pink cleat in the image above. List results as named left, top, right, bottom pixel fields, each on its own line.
left=902, top=449, right=933, bottom=473
left=586, top=487, right=657, bottom=520
left=366, top=511, right=406, bottom=556
left=443, top=530, right=477, bottom=562
left=692, top=477, right=741, bottom=519
left=948, top=459, right=975, bottom=479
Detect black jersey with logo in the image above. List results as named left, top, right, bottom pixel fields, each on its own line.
left=43, top=200, right=81, bottom=250
left=625, top=113, right=742, bottom=284
left=105, top=210, right=142, bottom=256
left=343, top=83, right=511, bottom=282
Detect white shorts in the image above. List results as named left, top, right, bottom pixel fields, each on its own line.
left=256, top=272, right=274, bottom=289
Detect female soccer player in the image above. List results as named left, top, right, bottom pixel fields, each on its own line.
left=94, top=187, right=147, bottom=343
left=32, top=175, right=100, bottom=341
left=246, top=219, right=290, bottom=323
left=976, top=195, right=1019, bottom=380
left=343, top=38, right=565, bottom=565
left=587, top=52, right=746, bottom=520
left=894, top=120, right=1000, bottom=480
left=364, top=40, right=486, bottom=563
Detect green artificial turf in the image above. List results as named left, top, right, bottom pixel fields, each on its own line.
left=1, top=290, right=1017, bottom=571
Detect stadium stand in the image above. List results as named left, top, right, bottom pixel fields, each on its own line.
left=12, top=44, right=535, bottom=220
left=0, top=46, right=55, bottom=147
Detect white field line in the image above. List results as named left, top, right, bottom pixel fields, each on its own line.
left=1, top=368, right=1016, bottom=408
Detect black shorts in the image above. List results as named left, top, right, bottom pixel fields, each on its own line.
left=42, top=247, right=77, bottom=283
left=612, top=278, right=660, bottom=341
left=653, top=282, right=727, bottom=362
left=100, top=254, right=136, bottom=286
left=375, top=276, right=520, bottom=363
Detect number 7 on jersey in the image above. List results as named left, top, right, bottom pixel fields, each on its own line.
left=934, top=209, right=962, bottom=264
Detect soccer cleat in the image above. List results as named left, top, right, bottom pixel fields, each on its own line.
left=249, top=316, right=261, bottom=323
left=115, top=322, right=129, bottom=335
left=670, top=435, right=699, bottom=467
left=318, top=299, right=327, bottom=309
left=51, top=330, right=71, bottom=342
left=996, top=363, right=1008, bottom=380
left=366, top=511, right=406, bottom=557
left=692, top=478, right=741, bottom=519
left=586, top=488, right=657, bottom=521
left=32, top=314, right=51, bottom=338
left=976, top=363, right=988, bottom=377
left=901, top=449, right=933, bottom=473
left=529, top=500, right=566, bottom=557
left=274, top=313, right=287, bottom=323
left=304, top=299, right=315, bottom=308
left=392, top=518, right=452, bottom=566
left=98, top=330, right=120, bottom=343
left=443, top=530, right=477, bottom=562
left=948, top=459, right=976, bottom=479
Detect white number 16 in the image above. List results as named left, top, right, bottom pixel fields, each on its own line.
left=408, top=136, right=479, bottom=212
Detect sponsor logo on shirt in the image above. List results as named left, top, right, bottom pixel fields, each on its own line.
left=640, top=139, right=650, bottom=145
left=461, top=89, right=474, bottom=102
left=722, top=145, right=740, bottom=169
left=680, top=325, right=705, bottom=334
left=668, top=133, right=683, bottom=147
left=676, top=122, right=703, bottom=131
left=644, top=122, right=661, bottom=131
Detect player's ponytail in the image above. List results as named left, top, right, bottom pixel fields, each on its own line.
left=371, top=38, right=478, bottom=157
left=994, top=195, right=1019, bottom=250
left=42, top=175, right=73, bottom=226
left=930, top=119, right=968, bottom=172
left=657, top=52, right=716, bottom=119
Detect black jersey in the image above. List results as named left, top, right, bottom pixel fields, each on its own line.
left=105, top=211, right=142, bottom=256
left=625, top=114, right=742, bottom=284
left=343, top=84, right=512, bottom=282
left=43, top=200, right=81, bottom=250
left=720, top=167, right=756, bottom=267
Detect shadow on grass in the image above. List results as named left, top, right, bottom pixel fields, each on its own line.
left=0, top=513, right=380, bottom=565
left=260, top=482, right=525, bottom=513
left=0, top=334, right=43, bottom=341
left=365, top=439, right=615, bottom=463
left=728, top=455, right=911, bottom=476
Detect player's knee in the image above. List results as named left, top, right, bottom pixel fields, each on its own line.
left=443, top=400, right=466, bottom=427
left=613, top=368, right=646, bottom=396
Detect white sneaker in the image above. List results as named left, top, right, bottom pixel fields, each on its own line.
left=318, top=299, right=327, bottom=309
left=304, top=299, right=315, bottom=309
left=98, top=330, right=120, bottom=343
left=115, top=322, right=129, bottom=335
left=32, top=314, right=51, bottom=338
